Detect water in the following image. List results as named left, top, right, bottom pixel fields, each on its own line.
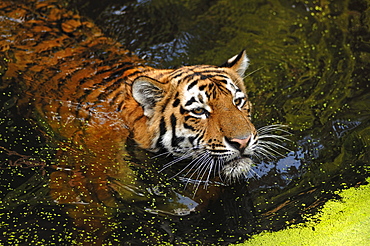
left=1, top=0, right=369, bottom=245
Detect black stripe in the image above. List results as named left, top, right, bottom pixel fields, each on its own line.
left=38, top=63, right=75, bottom=89
left=198, top=94, right=204, bottom=104
left=184, top=115, right=197, bottom=121
left=133, top=114, right=145, bottom=123
left=184, top=123, right=195, bottom=131
left=78, top=77, right=91, bottom=86
left=211, top=149, right=230, bottom=153
left=95, top=62, right=134, bottom=76
left=94, top=65, right=134, bottom=87
left=156, top=117, right=166, bottom=149
left=170, top=114, right=185, bottom=147
left=110, top=90, right=124, bottom=107
left=200, top=74, right=216, bottom=80
left=180, top=106, right=187, bottom=115
left=75, top=91, right=94, bottom=118
left=188, top=136, right=196, bottom=145
left=194, top=132, right=204, bottom=146
left=126, top=70, right=143, bottom=81
left=159, top=117, right=166, bottom=136
left=173, top=136, right=185, bottom=147
left=182, top=73, right=210, bottom=83
left=97, top=78, right=124, bottom=101
left=115, top=100, right=124, bottom=112
left=170, top=65, right=217, bottom=78
left=76, top=68, right=130, bottom=108
left=172, top=98, right=180, bottom=107
left=218, top=79, right=228, bottom=84
left=57, top=73, right=72, bottom=90
left=171, top=70, right=188, bottom=79
left=170, top=113, right=177, bottom=141
left=206, top=91, right=212, bottom=99
left=187, top=81, right=198, bottom=90
left=171, top=68, right=227, bottom=84
left=185, top=97, right=196, bottom=106
left=199, top=85, right=206, bottom=91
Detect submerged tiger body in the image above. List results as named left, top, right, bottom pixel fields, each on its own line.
left=1, top=0, right=257, bottom=182
left=0, top=0, right=274, bottom=243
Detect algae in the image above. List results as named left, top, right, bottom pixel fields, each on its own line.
left=237, top=178, right=370, bottom=246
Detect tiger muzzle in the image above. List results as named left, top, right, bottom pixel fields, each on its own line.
left=226, top=135, right=252, bottom=154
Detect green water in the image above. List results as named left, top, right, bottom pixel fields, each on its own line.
left=1, top=0, right=369, bottom=245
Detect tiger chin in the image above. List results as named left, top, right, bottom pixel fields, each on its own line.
left=131, top=50, right=258, bottom=184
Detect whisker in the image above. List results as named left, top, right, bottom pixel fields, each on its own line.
left=169, top=157, right=202, bottom=180
left=204, top=159, right=215, bottom=187
left=247, top=167, right=260, bottom=180
left=249, top=129, right=292, bottom=164
left=251, top=152, right=264, bottom=162
left=191, top=166, right=209, bottom=193
left=158, top=145, right=204, bottom=172
left=196, top=158, right=214, bottom=188
left=175, top=151, right=211, bottom=186
left=213, top=158, right=221, bottom=178
left=257, top=140, right=291, bottom=152
left=243, top=66, right=263, bottom=79
left=253, top=150, right=275, bottom=161
left=159, top=153, right=193, bottom=172
left=194, top=158, right=216, bottom=194
left=182, top=153, right=216, bottom=194
left=257, top=124, right=289, bottom=131
left=150, top=151, right=172, bottom=159
left=254, top=144, right=286, bottom=159
left=257, top=125, right=291, bottom=136
left=187, top=153, right=210, bottom=180
left=258, top=134, right=291, bottom=142
left=252, top=124, right=293, bottom=163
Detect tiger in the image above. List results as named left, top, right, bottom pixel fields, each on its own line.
left=0, top=0, right=279, bottom=243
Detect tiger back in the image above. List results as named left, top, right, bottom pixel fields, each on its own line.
left=0, top=1, right=162, bottom=239
left=1, top=0, right=153, bottom=208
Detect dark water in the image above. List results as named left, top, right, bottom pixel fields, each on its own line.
left=1, top=0, right=369, bottom=245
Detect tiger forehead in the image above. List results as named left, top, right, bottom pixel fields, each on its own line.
left=182, top=74, right=241, bottom=97
left=178, top=78, right=243, bottom=111
left=169, top=65, right=245, bottom=105
left=170, top=66, right=234, bottom=85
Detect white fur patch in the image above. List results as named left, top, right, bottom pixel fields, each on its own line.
left=228, top=52, right=250, bottom=77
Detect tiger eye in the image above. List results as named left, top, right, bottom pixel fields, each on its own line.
left=192, top=108, right=206, bottom=115
left=234, top=98, right=243, bottom=107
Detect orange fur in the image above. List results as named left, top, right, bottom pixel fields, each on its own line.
left=1, top=0, right=256, bottom=244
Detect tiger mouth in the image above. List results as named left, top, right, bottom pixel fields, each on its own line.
left=221, top=156, right=253, bottom=182
left=163, top=149, right=254, bottom=183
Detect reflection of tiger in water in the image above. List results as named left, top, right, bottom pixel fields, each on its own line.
left=0, top=0, right=280, bottom=243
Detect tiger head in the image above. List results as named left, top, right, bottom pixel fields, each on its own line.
left=132, top=50, right=257, bottom=183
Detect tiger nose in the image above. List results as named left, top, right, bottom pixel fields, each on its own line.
left=228, top=135, right=252, bottom=150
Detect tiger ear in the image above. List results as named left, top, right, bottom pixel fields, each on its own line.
left=132, top=76, right=166, bottom=117
left=220, top=50, right=249, bottom=77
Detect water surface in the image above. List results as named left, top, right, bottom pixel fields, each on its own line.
left=1, top=0, right=369, bottom=245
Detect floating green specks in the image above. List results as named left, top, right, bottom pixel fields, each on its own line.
left=236, top=178, right=370, bottom=246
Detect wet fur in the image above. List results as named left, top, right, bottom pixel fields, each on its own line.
left=0, top=0, right=288, bottom=243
